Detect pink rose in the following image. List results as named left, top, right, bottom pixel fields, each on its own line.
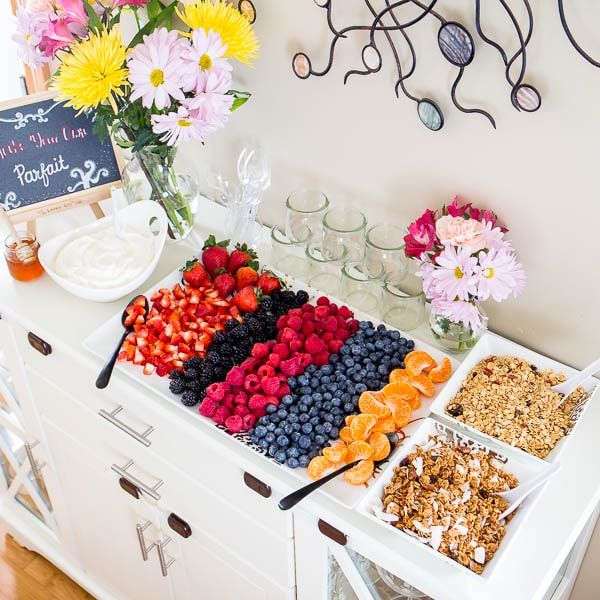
left=435, top=215, right=487, bottom=252
left=446, top=195, right=471, bottom=218
left=404, top=209, right=438, bottom=258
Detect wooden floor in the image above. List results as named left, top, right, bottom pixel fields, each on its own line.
left=0, top=521, right=93, bottom=600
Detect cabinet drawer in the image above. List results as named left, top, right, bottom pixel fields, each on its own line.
left=28, top=368, right=295, bottom=588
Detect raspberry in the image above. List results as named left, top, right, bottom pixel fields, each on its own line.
left=276, top=315, right=288, bottom=329
left=288, top=308, right=303, bottom=318
left=257, top=364, right=276, bottom=380
left=287, top=315, right=303, bottom=331
left=328, top=303, right=338, bottom=315
left=279, top=327, right=297, bottom=344
left=240, top=357, right=259, bottom=372
left=301, top=320, right=316, bottom=336
left=301, top=303, right=315, bottom=313
left=322, top=332, right=334, bottom=343
left=323, top=316, right=338, bottom=332
left=289, top=339, right=303, bottom=354
left=305, top=333, right=326, bottom=355
left=314, top=351, right=330, bottom=367
left=265, top=395, right=279, bottom=406
left=248, top=394, right=268, bottom=411
left=280, top=356, right=302, bottom=377
left=277, top=383, right=291, bottom=398
left=316, top=296, right=330, bottom=306
left=336, top=328, right=351, bottom=342
left=337, top=305, right=353, bottom=319
left=222, top=393, right=235, bottom=409
left=298, top=353, right=312, bottom=369
left=251, top=343, right=270, bottom=359
left=225, top=366, right=245, bottom=387
left=266, top=353, right=282, bottom=368
left=206, top=382, right=229, bottom=401
left=243, top=374, right=261, bottom=393
left=272, top=343, right=289, bottom=358
left=336, top=315, right=349, bottom=327
left=233, top=391, right=248, bottom=404
left=199, top=397, right=219, bottom=417
left=314, top=305, right=330, bottom=320
left=242, top=414, right=256, bottom=429
left=213, top=406, right=231, bottom=425
left=348, top=319, right=360, bottom=333
left=329, top=339, right=344, bottom=354
left=233, top=404, right=250, bottom=417
left=261, top=377, right=281, bottom=396
left=225, top=415, right=244, bottom=433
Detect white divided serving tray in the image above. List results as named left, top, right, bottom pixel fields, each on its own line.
left=429, top=332, right=598, bottom=463
left=358, top=417, right=552, bottom=579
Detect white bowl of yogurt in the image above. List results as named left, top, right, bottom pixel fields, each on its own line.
left=39, top=201, right=168, bottom=302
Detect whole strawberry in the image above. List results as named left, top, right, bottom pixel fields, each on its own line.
left=181, top=259, right=210, bottom=288
left=227, top=243, right=258, bottom=274
left=235, top=265, right=259, bottom=291
left=233, top=286, right=260, bottom=312
left=201, top=235, right=230, bottom=278
left=257, top=270, right=283, bottom=295
left=213, top=271, right=236, bottom=298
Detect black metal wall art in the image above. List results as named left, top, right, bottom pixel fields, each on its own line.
left=292, top=0, right=599, bottom=131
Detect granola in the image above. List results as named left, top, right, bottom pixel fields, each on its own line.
left=446, top=355, right=590, bottom=458
left=382, top=436, right=517, bottom=574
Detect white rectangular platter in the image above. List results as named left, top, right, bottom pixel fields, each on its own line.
left=429, top=333, right=598, bottom=463
left=83, top=265, right=458, bottom=509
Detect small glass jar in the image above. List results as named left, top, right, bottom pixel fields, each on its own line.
left=340, top=262, right=382, bottom=316
left=429, top=303, right=488, bottom=353
left=285, top=189, right=329, bottom=244
left=4, top=233, right=45, bottom=282
left=365, top=223, right=407, bottom=284
left=305, top=243, right=344, bottom=294
left=382, top=274, right=426, bottom=331
left=270, top=226, right=308, bottom=279
left=322, top=207, right=367, bottom=264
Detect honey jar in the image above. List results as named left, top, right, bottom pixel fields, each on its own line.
left=4, top=233, right=45, bottom=282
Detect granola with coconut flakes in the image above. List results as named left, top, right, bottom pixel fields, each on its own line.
left=445, top=355, right=590, bottom=458
left=382, top=436, right=518, bottom=574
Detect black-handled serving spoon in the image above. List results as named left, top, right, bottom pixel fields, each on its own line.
left=96, top=295, right=148, bottom=389
left=278, top=432, right=400, bottom=511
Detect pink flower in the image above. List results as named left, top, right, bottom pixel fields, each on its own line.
left=12, top=7, right=50, bottom=67
left=38, top=16, right=80, bottom=58
left=446, top=195, right=471, bottom=218
left=430, top=245, right=478, bottom=301
left=415, top=258, right=437, bottom=298
left=54, top=0, right=88, bottom=26
left=474, top=247, right=525, bottom=302
left=432, top=298, right=486, bottom=333
left=404, top=209, right=438, bottom=258
left=25, top=0, right=52, bottom=15
left=436, top=215, right=487, bottom=252
left=112, top=0, right=149, bottom=6
left=128, top=28, right=187, bottom=110
left=181, top=29, right=232, bottom=94
left=151, top=106, right=209, bottom=146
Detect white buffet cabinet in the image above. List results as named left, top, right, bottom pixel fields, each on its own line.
left=0, top=202, right=599, bottom=600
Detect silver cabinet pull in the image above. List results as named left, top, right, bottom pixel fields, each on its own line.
left=99, top=406, right=154, bottom=447
left=111, top=460, right=163, bottom=501
left=24, top=440, right=46, bottom=488
left=156, top=537, right=175, bottom=577
left=136, top=521, right=156, bottom=561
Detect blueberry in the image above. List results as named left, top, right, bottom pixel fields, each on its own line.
left=390, top=330, right=400, bottom=340
left=299, top=404, right=308, bottom=413
left=343, top=357, right=355, bottom=368
left=391, top=357, right=402, bottom=368
left=266, top=423, right=276, bottom=432
left=299, top=413, right=309, bottom=423
left=310, top=378, right=320, bottom=389
left=315, top=424, right=325, bottom=434
left=287, top=457, right=300, bottom=469
left=356, top=383, right=367, bottom=393
left=270, top=415, right=280, bottom=424
left=307, top=449, right=319, bottom=460
left=331, top=407, right=343, bottom=416
left=292, top=422, right=301, bottom=432
left=266, top=404, right=277, bottom=414
left=298, top=455, right=310, bottom=468
left=378, top=365, right=388, bottom=376
left=359, top=321, right=369, bottom=330
left=323, top=413, right=334, bottom=423
left=287, top=446, right=300, bottom=458
left=321, top=364, right=333, bottom=375
left=341, top=346, right=350, bottom=356
left=323, top=392, right=333, bottom=401
left=250, top=435, right=259, bottom=444
left=258, top=440, right=269, bottom=450
left=268, top=444, right=277, bottom=457
left=274, top=427, right=283, bottom=436
left=299, top=386, right=311, bottom=395
left=323, top=421, right=333, bottom=433
left=291, top=432, right=301, bottom=442
left=331, top=398, right=341, bottom=407
left=254, top=425, right=267, bottom=438
left=298, top=375, right=309, bottom=386
left=265, top=432, right=276, bottom=443
left=301, top=423, right=313, bottom=434
left=407, top=340, right=415, bottom=350
left=344, top=403, right=354, bottom=413
left=312, top=392, right=323, bottom=402
left=282, top=395, right=294, bottom=406
left=277, top=435, right=290, bottom=447
left=307, top=365, right=317, bottom=374
left=321, top=376, right=330, bottom=384
left=314, top=434, right=326, bottom=445
left=298, top=435, right=312, bottom=449
left=288, top=414, right=298, bottom=423
left=329, top=427, right=339, bottom=439
left=288, top=377, right=297, bottom=389
left=274, top=450, right=287, bottom=463
left=352, top=373, right=363, bottom=382
left=330, top=354, right=340, bottom=364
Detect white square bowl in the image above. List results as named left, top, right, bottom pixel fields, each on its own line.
left=357, top=417, right=551, bottom=579
left=429, top=333, right=598, bottom=462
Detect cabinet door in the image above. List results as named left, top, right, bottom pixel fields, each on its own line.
left=42, top=418, right=174, bottom=600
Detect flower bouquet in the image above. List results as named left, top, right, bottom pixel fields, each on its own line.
left=13, top=0, right=259, bottom=240
left=404, top=196, right=525, bottom=352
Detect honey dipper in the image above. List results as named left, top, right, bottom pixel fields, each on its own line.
left=0, top=205, right=36, bottom=263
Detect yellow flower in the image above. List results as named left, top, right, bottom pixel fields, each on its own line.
left=53, top=27, right=128, bottom=113
left=178, top=0, right=259, bottom=65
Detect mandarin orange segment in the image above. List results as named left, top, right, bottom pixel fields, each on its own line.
left=322, top=440, right=349, bottom=465
left=339, top=426, right=354, bottom=443
left=372, top=416, right=396, bottom=433
left=409, top=373, right=436, bottom=397
left=405, top=351, right=437, bottom=377
left=307, top=456, right=334, bottom=481
left=358, top=391, right=391, bottom=418
left=368, top=432, right=391, bottom=461
left=350, top=413, right=378, bottom=441
left=389, top=369, right=412, bottom=385
left=382, top=381, right=421, bottom=410
left=347, top=440, right=373, bottom=461
left=344, top=459, right=374, bottom=485
left=384, top=396, right=412, bottom=427
left=345, top=415, right=357, bottom=426
left=429, top=356, right=452, bottom=383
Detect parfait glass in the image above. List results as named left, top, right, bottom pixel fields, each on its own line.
left=285, top=189, right=330, bottom=244
left=322, top=207, right=367, bottom=264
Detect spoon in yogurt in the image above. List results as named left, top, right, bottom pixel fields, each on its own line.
left=96, top=295, right=148, bottom=389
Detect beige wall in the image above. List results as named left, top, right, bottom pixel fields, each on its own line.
left=178, top=2, right=600, bottom=597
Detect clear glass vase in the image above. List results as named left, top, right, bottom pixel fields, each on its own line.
left=122, top=146, right=197, bottom=242
left=429, top=304, right=488, bottom=353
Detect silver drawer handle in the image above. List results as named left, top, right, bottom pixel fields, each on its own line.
left=157, top=537, right=175, bottom=577
left=24, top=441, right=46, bottom=487
left=136, top=521, right=156, bottom=561
left=99, top=406, right=154, bottom=447
left=111, top=460, right=163, bottom=501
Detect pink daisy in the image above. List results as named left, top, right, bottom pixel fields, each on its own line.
left=151, top=106, right=208, bottom=146
left=181, top=29, right=232, bottom=93
left=475, top=247, right=526, bottom=302
left=128, top=28, right=187, bottom=110
left=431, top=245, right=478, bottom=301
left=482, top=221, right=509, bottom=250
left=415, top=258, right=437, bottom=298
left=12, top=7, right=50, bottom=66
left=432, top=298, right=486, bottom=333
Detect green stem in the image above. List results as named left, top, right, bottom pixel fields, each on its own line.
left=133, top=7, right=141, bottom=30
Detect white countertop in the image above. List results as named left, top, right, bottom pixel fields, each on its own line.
left=1, top=198, right=598, bottom=600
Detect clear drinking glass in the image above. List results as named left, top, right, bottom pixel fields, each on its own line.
left=382, top=273, right=426, bottom=331
left=285, top=189, right=330, bottom=244
left=322, top=207, right=367, bottom=264
left=305, top=243, right=345, bottom=295
left=270, top=226, right=308, bottom=279
left=365, top=223, right=407, bottom=285
left=340, top=262, right=382, bottom=316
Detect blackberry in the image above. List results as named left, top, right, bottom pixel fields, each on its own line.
left=207, top=353, right=221, bottom=366
left=225, top=319, right=239, bottom=332
left=169, top=378, right=186, bottom=395
left=183, top=368, right=198, bottom=380
left=185, top=380, right=205, bottom=392
left=261, top=297, right=274, bottom=311
left=296, top=290, right=309, bottom=305
left=184, top=357, right=203, bottom=369
left=247, top=320, right=263, bottom=336
left=181, top=391, right=199, bottom=407
left=281, top=290, right=296, bottom=305
left=212, top=331, right=226, bottom=345
left=169, top=370, right=183, bottom=380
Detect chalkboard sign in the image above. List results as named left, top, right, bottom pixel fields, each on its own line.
left=0, top=91, right=122, bottom=224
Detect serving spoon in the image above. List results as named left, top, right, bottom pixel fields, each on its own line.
left=278, top=433, right=400, bottom=511
left=96, top=295, right=148, bottom=389
left=553, top=357, right=600, bottom=407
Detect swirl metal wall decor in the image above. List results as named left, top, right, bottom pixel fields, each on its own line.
left=292, top=0, right=600, bottom=131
